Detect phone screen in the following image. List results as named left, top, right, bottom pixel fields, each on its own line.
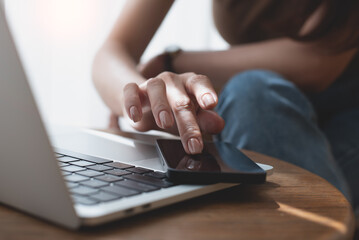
left=156, top=139, right=266, bottom=184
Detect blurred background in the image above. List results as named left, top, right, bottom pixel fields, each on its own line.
left=4, top=0, right=228, bottom=128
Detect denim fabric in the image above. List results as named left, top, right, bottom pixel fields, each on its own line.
left=216, top=69, right=358, bottom=210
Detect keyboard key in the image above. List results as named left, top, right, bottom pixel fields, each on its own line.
left=95, top=174, right=123, bottom=183
left=65, top=174, right=89, bottom=182
left=126, top=167, right=153, bottom=174
left=85, top=157, right=113, bottom=164
left=70, top=186, right=99, bottom=196
left=105, top=162, right=134, bottom=169
left=102, top=185, right=140, bottom=197
left=105, top=169, right=132, bottom=177
left=76, top=170, right=104, bottom=177
left=58, top=156, right=79, bottom=163
left=81, top=179, right=109, bottom=188
left=90, top=191, right=120, bottom=202
left=62, top=165, right=86, bottom=172
left=115, top=180, right=159, bottom=192
left=58, top=162, right=69, bottom=167
left=55, top=153, right=65, bottom=158
left=144, top=171, right=167, bottom=179
left=62, top=171, right=71, bottom=176
left=87, top=164, right=113, bottom=172
left=66, top=182, right=79, bottom=188
left=124, top=174, right=174, bottom=188
left=72, top=195, right=98, bottom=205
left=70, top=160, right=95, bottom=167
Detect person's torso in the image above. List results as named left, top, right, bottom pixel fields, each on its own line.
left=212, top=0, right=359, bottom=87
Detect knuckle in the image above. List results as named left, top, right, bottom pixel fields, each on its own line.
left=123, top=82, right=138, bottom=92
left=159, top=71, right=175, bottom=79
left=194, top=74, right=209, bottom=81
left=181, top=72, right=196, bottom=77
left=184, top=125, right=200, bottom=134
left=181, top=124, right=201, bottom=138
left=173, top=97, right=193, bottom=112
left=190, top=74, right=209, bottom=83
left=147, top=77, right=165, bottom=88
left=186, top=74, right=209, bottom=88
left=153, top=103, right=168, bottom=113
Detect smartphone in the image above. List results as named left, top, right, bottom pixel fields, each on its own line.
left=156, top=139, right=267, bottom=184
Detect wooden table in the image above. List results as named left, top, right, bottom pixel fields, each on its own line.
left=0, top=150, right=355, bottom=240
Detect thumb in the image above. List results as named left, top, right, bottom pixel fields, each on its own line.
left=108, top=113, right=120, bottom=129
left=197, top=109, right=225, bottom=134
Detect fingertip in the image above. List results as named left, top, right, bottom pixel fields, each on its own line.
left=159, top=110, right=174, bottom=129
left=187, top=137, right=203, bottom=155
left=201, top=93, right=217, bottom=109
left=129, top=106, right=142, bottom=122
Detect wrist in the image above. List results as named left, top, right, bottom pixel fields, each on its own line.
left=163, top=46, right=182, bottom=73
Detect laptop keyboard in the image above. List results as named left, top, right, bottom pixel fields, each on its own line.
left=55, top=152, right=175, bottom=206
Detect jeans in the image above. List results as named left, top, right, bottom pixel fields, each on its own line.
left=216, top=70, right=359, bottom=212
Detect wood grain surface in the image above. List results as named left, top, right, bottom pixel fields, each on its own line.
left=0, top=149, right=355, bottom=240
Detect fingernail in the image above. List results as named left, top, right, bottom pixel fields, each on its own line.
left=130, top=106, right=140, bottom=122
left=187, top=138, right=202, bottom=154
left=202, top=94, right=215, bottom=108
left=159, top=111, right=171, bottom=128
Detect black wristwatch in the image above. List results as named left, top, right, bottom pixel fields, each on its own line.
left=164, top=46, right=182, bottom=73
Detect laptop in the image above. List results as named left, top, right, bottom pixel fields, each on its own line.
left=0, top=5, right=272, bottom=229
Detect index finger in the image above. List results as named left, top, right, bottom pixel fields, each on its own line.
left=167, top=82, right=203, bottom=155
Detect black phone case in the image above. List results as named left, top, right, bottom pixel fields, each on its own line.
left=156, top=139, right=266, bottom=184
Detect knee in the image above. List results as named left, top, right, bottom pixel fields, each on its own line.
left=221, top=70, right=295, bottom=101
left=217, top=70, right=302, bottom=111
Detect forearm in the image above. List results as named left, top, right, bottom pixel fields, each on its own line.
left=173, top=38, right=357, bottom=92
left=92, top=42, right=145, bottom=116
left=92, top=0, right=175, bottom=116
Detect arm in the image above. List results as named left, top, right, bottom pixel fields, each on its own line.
left=93, top=0, right=224, bottom=155
left=93, top=0, right=174, bottom=116
left=172, top=39, right=358, bottom=93
left=171, top=3, right=357, bottom=93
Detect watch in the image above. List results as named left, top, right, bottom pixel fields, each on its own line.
left=164, top=45, right=182, bottom=73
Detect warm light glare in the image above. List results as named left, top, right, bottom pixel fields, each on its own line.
left=277, top=202, right=347, bottom=234
left=4, top=0, right=225, bottom=127
left=34, top=0, right=99, bottom=44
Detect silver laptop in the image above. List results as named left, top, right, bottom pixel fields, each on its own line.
left=0, top=5, right=272, bottom=229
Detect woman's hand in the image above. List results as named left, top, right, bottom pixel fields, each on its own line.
left=122, top=71, right=225, bottom=154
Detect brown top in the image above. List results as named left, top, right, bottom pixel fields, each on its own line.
left=212, top=0, right=359, bottom=84
left=212, top=0, right=289, bottom=45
